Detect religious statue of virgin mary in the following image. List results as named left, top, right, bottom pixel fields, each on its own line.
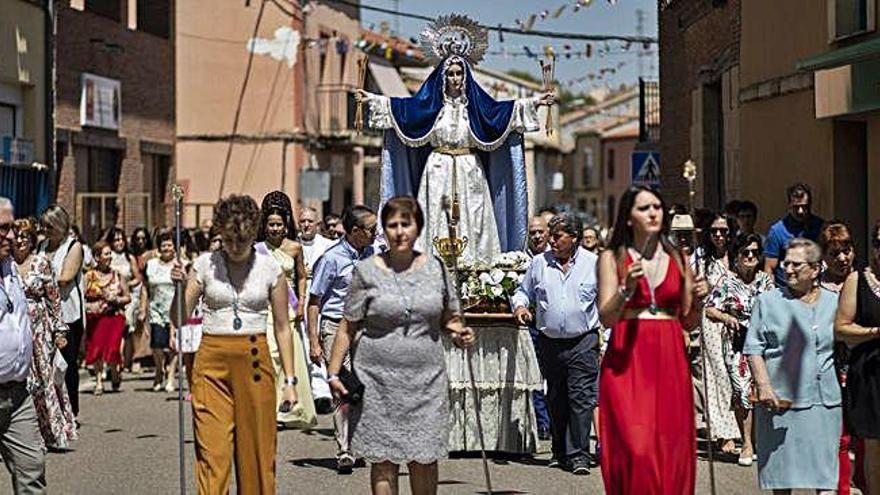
left=356, top=15, right=555, bottom=265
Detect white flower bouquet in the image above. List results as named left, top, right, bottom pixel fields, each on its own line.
left=458, top=251, right=530, bottom=312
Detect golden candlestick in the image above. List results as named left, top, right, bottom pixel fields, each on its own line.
left=432, top=235, right=468, bottom=269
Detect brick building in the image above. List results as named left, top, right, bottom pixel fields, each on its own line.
left=55, top=0, right=173, bottom=242
left=659, top=0, right=740, bottom=208
left=661, top=0, right=880, bottom=259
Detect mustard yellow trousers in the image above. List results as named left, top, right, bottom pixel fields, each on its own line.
left=191, top=334, right=276, bottom=494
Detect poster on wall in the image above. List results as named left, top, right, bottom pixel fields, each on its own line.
left=80, top=73, right=121, bottom=130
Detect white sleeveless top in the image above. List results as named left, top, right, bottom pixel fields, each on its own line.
left=193, top=251, right=282, bottom=336
left=46, top=235, right=84, bottom=324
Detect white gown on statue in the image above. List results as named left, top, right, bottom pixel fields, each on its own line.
left=368, top=94, right=540, bottom=266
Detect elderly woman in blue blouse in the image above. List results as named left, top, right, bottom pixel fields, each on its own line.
left=744, top=238, right=842, bottom=494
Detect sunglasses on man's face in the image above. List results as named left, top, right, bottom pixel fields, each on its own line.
left=710, top=227, right=728, bottom=235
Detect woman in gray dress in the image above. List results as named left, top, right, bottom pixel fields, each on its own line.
left=327, top=196, right=475, bottom=495
left=744, top=238, right=842, bottom=493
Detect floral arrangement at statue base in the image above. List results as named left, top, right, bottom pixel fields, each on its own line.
left=459, top=251, right=531, bottom=314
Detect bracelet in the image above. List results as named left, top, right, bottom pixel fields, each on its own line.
left=283, top=376, right=298, bottom=387
left=327, top=374, right=340, bottom=383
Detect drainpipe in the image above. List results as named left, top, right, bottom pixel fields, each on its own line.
left=44, top=0, right=56, bottom=202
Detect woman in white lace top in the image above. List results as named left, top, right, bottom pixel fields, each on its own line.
left=171, top=195, right=298, bottom=494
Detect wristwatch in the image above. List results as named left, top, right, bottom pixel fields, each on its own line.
left=283, top=376, right=298, bottom=387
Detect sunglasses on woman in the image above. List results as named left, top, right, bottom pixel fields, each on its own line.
left=739, top=248, right=760, bottom=258
left=710, top=227, right=729, bottom=235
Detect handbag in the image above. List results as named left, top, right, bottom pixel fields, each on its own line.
left=52, top=351, right=68, bottom=385
left=337, top=366, right=364, bottom=404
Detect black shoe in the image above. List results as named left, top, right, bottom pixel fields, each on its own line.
left=548, top=457, right=563, bottom=469
left=315, top=397, right=333, bottom=415
left=537, top=427, right=551, bottom=441
left=337, top=453, right=354, bottom=474
left=569, top=459, right=590, bottom=475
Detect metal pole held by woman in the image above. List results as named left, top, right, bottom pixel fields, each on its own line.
left=683, top=160, right=717, bottom=495
left=172, top=184, right=186, bottom=495
left=437, top=194, right=493, bottom=494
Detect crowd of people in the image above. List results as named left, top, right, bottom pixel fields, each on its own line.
left=0, top=181, right=877, bottom=495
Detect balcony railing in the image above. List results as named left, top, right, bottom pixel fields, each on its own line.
left=639, top=78, right=660, bottom=143
left=317, top=84, right=359, bottom=135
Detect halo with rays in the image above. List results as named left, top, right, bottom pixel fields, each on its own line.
left=419, top=14, right=489, bottom=66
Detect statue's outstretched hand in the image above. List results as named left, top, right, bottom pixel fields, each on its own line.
left=538, top=91, right=557, bottom=107
left=355, top=89, right=369, bottom=103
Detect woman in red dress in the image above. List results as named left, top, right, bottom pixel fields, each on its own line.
left=84, top=240, right=131, bottom=395
left=598, top=186, right=708, bottom=494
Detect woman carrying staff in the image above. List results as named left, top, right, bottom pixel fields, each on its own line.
left=597, top=185, right=708, bottom=495
left=745, top=238, right=841, bottom=493
left=326, top=196, right=475, bottom=495
left=704, top=233, right=773, bottom=466
left=836, top=220, right=880, bottom=494
left=39, top=205, right=85, bottom=417
left=258, top=190, right=316, bottom=429
left=171, top=194, right=298, bottom=494
left=83, top=241, right=131, bottom=395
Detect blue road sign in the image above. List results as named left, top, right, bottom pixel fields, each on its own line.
left=631, top=151, right=661, bottom=187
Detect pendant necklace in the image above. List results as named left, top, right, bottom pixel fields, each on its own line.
left=224, top=253, right=245, bottom=331
left=643, top=252, right=660, bottom=314
left=391, top=266, right=413, bottom=329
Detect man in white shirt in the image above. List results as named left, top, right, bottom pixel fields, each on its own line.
left=0, top=198, right=47, bottom=493
left=297, top=207, right=336, bottom=411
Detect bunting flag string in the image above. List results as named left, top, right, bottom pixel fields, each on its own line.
left=513, top=0, right=621, bottom=32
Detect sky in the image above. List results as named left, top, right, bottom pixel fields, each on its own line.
left=359, top=0, right=659, bottom=94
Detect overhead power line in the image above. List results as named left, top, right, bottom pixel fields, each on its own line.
left=218, top=0, right=268, bottom=199
left=315, top=0, right=658, bottom=44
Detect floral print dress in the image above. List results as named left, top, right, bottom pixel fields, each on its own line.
left=706, top=270, right=774, bottom=409
left=699, top=256, right=740, bottom=439
left=20, top=253, right=77, bottom=449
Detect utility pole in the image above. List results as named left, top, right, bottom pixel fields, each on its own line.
left=636, top=8, right=645, bottom=80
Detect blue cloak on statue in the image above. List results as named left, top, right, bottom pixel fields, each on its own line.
left=379, top=57, right=530, bottom=253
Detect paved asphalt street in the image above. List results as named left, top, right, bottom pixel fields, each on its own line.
left=0, top=372, right=812, bottom=494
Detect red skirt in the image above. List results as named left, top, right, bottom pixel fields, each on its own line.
left=85, top=314, right=125, bottom=365
left=600, top=318, right=696, bottom=495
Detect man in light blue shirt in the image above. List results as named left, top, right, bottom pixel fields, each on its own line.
left=307, top=204, right=376, bottom=474
left=512, top=212, right=600, bottom=475
left=0, top=198, right=47, bottom=493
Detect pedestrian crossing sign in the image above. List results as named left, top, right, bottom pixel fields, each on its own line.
left=631, top=151, right=661, bottom=187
